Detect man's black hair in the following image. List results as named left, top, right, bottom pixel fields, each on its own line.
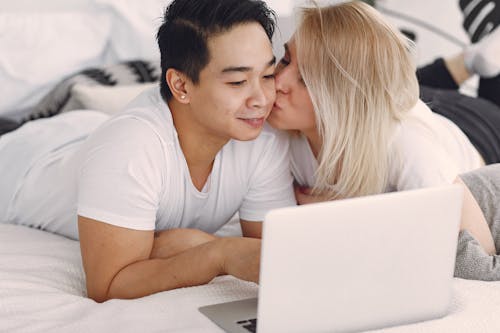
left=156, top=0, right=276, bottom=101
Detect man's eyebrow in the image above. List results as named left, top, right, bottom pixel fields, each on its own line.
left=221, top=56, right=276, bottom=74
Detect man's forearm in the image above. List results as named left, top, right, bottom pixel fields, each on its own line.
left=106, top=239, right=223, bottom=300
left=150, top=228, right=218, bottom=260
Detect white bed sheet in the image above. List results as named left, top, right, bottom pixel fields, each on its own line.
left=1, top=223, right=500, bottom=333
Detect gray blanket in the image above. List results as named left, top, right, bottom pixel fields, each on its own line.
left=455, top=164, right=500, bottom=280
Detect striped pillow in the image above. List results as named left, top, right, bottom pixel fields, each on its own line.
left=22, top=60, right=160, bottom=123
left=460, top=0, right=500, bottom=42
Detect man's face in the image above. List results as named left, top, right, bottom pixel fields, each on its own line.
left=186, top=23, right=276, bottom=142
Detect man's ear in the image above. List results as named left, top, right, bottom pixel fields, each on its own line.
left=166, top=69, right=190, bottom=104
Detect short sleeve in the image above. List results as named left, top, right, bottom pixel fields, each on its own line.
left=390, top=128, right=460, bottom=191
left=77, top=117, right=165, bottom=230
left=238, top=128, right=296, bottom=222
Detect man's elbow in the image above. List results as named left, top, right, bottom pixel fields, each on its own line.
left=85, top=281, right=114, bottom=303
left=87, top=289, right=110, bottom=303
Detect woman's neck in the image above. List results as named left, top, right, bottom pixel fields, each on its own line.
left=302, top=129, right=322, bottom=159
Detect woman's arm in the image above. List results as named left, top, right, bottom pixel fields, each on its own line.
left=455, top=230, right=500, bottom=280
left=455, top=177, right=496, bottom=255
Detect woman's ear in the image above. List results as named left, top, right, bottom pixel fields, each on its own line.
left=166, top=69, right=190, bottom=104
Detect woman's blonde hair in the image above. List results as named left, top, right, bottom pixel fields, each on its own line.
left=295, top=1, right=419, bottom=199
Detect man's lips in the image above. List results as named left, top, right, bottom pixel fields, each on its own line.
left=238, top=117, right=265, bottom=128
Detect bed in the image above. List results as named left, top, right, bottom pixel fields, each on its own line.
left=2, top=0, right=500, bottom=332
left=2, top=223, right=500, bottom=332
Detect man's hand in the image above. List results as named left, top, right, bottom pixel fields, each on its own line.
left=219, top=237, right=261, bottom=283
left=151, top=231, right=262, bottom=283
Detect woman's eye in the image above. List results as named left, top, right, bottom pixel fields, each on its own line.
left=279, top=57, right=290, bottom=66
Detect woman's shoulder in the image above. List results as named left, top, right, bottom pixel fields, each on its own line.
left=391, top=110, right=437, bottom=151
left=387, top=100, right=462, bottom=190
left=399, top=99, right=436, bottom=129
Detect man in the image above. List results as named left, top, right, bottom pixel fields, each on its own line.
left=0, top=0, right=295, bottom=302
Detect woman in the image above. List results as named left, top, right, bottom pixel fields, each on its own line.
left=267, top=1, right=500, bottom=279
left=269, top=1, right=500, bottom=199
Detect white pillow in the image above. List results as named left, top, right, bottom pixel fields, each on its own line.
left=94, top=0, right=165, bottom=61
left=0, top=11, right=112, bottom=115
left=69, top=83, right=158, bottom=115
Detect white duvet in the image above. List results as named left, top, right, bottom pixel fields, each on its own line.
left=1, top=223, right=500, bottom=333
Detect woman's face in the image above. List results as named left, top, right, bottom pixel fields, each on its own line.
left=267, top=38, right=316, bottom=134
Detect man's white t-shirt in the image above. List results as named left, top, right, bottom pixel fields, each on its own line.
left=77, top=88, right=296, bottom=233
left=0, top=88, right=295, bottom=239
left=291, top=99, right=484, bottom=191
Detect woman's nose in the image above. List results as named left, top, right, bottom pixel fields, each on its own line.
left=274, top=65, right=288, bottom=94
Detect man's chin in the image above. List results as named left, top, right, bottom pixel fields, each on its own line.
left=231, top=128, right=264, bottom=142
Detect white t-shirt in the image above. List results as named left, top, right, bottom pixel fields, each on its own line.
left=290, top=99, right=484, bottom=191
left=0, top=110, right=108, bottom=238
left=290, top=134, right=318, bottom=188
left=77, top=88, right=296, bottom=233
left=0, top=88, right=295, bottom=239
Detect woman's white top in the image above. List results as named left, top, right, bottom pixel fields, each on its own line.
left=290, top=99, right=484, bottom=191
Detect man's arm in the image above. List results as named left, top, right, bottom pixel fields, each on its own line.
left=150, top=228, right=218, bottom=259
left=240, top=220, right=262, bottom=238
left=79, top=216, right=261, bottom=302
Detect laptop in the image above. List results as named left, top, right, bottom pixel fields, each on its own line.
left=199, top=185, right=463, bottom=333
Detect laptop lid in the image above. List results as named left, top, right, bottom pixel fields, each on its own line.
left=257, top=185, right=463, bottom=333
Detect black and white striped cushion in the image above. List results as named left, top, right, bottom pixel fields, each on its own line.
left=22, top=60, right=161, bottom=123
left=460, top=0, right=500, bottom=42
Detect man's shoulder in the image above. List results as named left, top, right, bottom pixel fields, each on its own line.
left=95, top=88, right=174, bottom=145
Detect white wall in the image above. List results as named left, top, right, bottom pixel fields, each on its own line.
left=378, top=0, right=469, bottom=66
left=0, top=0, right=476, bottom=116
left=285, top=0, right=477, bottom=93
left=286, top=0, right=469, bottom=66
left=1, top=0, right=469, bottom=65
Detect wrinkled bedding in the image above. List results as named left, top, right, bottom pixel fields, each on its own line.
left=2, top=223, right=500, bottom=333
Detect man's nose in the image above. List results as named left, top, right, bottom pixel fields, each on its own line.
left=250, top=81, right=273, bottom=109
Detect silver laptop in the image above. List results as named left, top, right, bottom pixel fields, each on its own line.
left=199, top=185, right=463, bottom=333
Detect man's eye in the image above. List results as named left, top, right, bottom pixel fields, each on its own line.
left=263, top=74, right=275, bottom=80
left=228, top=80, right=246, bottom=86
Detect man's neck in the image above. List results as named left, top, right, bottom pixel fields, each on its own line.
left=168, top=99, right=229, bottom=190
